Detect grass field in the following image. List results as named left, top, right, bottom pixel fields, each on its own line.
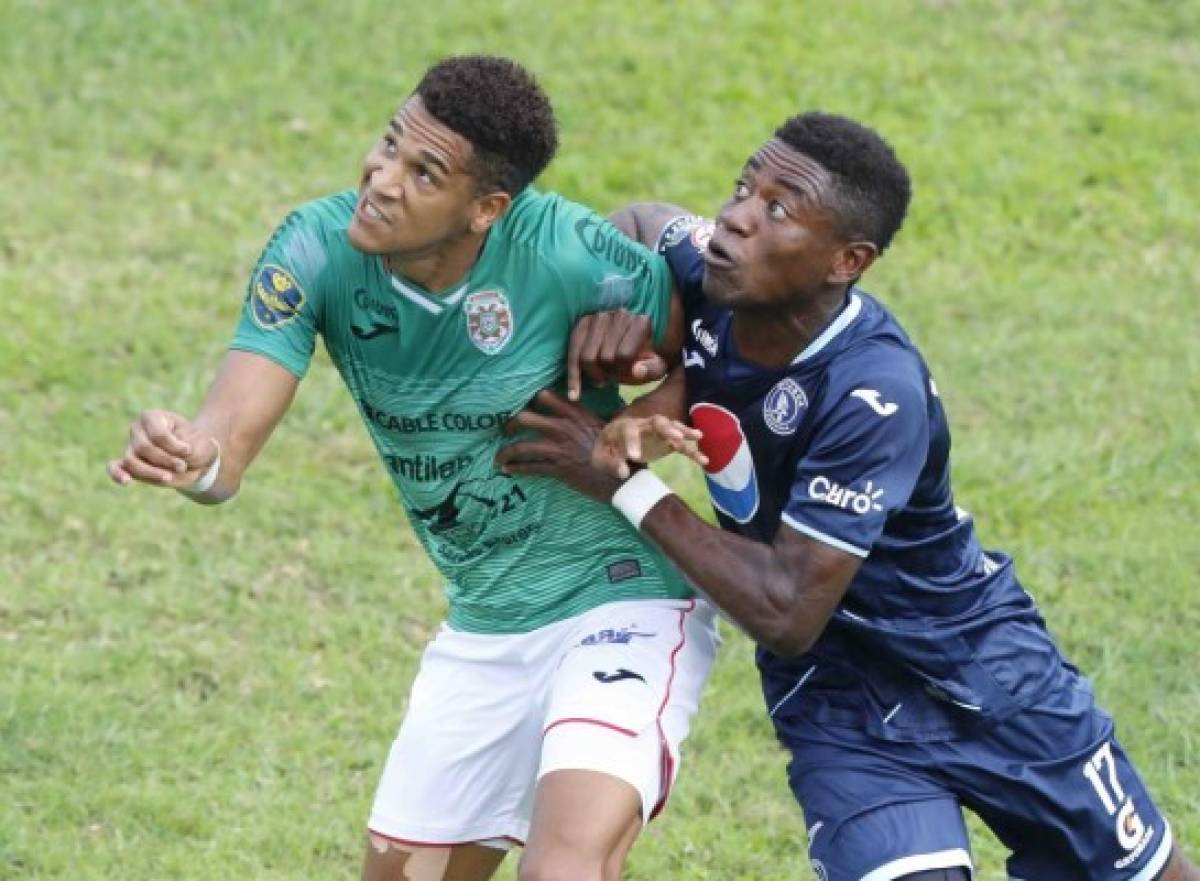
left=3, top=0, right=1198, bottom=878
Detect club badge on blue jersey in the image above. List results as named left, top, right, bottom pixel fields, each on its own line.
left=251, top=264, right=306, bottom=329
left=763, top=377, right=808, bottom=435
left=692, top=402, right=759, bottom=523
left=464, top=289, right=514, bottom=355
left=657, top=215, right=715, bottom=254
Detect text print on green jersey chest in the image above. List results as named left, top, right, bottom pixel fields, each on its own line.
left=332, top=281, right=568, bottom=567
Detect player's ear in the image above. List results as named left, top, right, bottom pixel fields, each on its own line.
left=828, top=241, right=878, bottom=285
left=470, top=191, right=512, bottom=235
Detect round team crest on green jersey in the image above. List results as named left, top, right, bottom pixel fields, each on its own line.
left=464, top=289, right=514, bottom=355
left=251, top=263, right=306, bottom=329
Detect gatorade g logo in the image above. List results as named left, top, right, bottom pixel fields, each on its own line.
left=1082, top=742, right=1155, bottom=867
left=251, top=264, right=305, bottom=329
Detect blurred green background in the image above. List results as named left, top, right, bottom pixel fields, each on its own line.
left=2, top=1, right=1198, bottom=877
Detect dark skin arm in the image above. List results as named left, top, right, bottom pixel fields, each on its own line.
left=592, top=366, right=706, bottom=478
left=564, top=202, right=694, bottom=401
left=497, top=390, right=862, bottom=656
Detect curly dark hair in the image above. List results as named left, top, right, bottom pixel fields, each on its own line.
left=775, top=112, right=911, bottom=253
left=414, top=55, right=558, bottom=196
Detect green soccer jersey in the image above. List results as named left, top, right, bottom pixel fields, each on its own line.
left=231, top=187, right=693, bottom=633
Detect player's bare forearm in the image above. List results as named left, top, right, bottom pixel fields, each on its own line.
left=620, top=365, right=688, bottom=423
left=608, top=202, right=693, bottom=248
left=108, top=350, right=298, bottom=504
left=497, top=389, right=856, bottom=656
left=639, top=497, right=858, bottom=656
left=187, top=351, right=299, bottom=502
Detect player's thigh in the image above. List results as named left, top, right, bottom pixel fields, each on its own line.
left=1159, top=849, right=1200, bottom=881
left=362, top=836, right=507, bottom=881
left=777, top=724, right=972, bottom=881
left=952, top=673, right=1173, bottom=881
left=519, top=769, right=642, bottom=881
left=369, top=626, right=548, bottom=845
left=542, top=598, right=718, bottom=822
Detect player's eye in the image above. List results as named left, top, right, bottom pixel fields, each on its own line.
left=416, top=166, right=436, bottom=185
left=382, top=135, right=397, bottom=154
left=767, top=200, right=789, bottom=220
left=733, top=180, right=750, bottom=200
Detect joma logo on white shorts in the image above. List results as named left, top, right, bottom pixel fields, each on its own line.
left=808, top=476, right=883, bottom=515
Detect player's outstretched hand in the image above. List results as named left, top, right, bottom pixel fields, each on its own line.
left=497, top=390, right=625, bottom=503
left=566, top=309, right=668, bottom=402
left=107, top=409, right=219, bottom=489
left=594, top=416, right=707, bottom=479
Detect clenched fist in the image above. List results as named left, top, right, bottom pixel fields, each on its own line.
left=107, top=409, right=219, bottom=489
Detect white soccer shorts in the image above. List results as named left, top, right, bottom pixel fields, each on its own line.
left=367, top=597, right=718, bottom=847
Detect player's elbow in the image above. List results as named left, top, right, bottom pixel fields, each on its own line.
left=752, top=606, right=819, bottom=658
left=760, top=626, right=818, bottom=658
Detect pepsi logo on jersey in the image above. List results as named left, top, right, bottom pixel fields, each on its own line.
left=691, top=403, right=759, bottom=523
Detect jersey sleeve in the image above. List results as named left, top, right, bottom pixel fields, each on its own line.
left=655, top=214, right=714, bottom=317
left=229, top=209, right=332, bottom=379
left=781, top=353, right=930, bottom=558
left=556, top=208, right=674, bottom=347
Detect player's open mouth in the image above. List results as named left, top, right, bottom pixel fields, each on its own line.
left=704, top=238, right=736, bottom=271
left=356, top=193, right=389, bottom=225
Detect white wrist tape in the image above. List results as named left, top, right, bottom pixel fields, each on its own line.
left=611, top=469, right=674, bottom=530
left=181, top=442, right=221, bottom=496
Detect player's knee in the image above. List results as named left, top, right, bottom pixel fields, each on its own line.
left=893, top=869, right=971, bottom=881
left=517, top=849, right=602, bottom=881
left=362, top=833, right=452, bottom=881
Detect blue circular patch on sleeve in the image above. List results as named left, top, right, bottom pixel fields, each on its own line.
left=251, top=264, right=305, bottom=329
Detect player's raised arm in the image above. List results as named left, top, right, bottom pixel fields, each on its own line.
left=563, top=202, right=693, bottom=400
left=607, top=201, right=693, bottom=248
left=107, top=350, right=298, bottom=504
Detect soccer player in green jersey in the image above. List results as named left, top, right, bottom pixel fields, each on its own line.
left=107, top=56, right=717, bottom=881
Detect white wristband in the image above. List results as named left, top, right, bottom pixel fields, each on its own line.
left=611, top=469, right=674, bottom=530
left=180, top=442, right=221, bottom=496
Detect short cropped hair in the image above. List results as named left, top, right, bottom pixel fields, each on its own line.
left=415, top=55, right=558, bottom=196
left=775, top=112, right=911, bottom=253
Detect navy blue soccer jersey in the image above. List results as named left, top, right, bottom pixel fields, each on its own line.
left=657, top=216, right=1069, bottom=737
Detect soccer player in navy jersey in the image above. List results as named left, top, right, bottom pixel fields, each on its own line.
left=498, top=112, right=1197, bottom=881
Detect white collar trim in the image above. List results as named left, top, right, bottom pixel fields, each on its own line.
left=388, top=273, right=470, bottom=316
left=792, top=293, right=862, bottom=364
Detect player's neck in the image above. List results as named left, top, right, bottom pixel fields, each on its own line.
left=386, top=233, right=486, bottom=294
left=732, top=288, right=848, bottom=368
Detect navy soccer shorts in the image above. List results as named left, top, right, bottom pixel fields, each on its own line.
left=768, top=669, right=1173, bottom=881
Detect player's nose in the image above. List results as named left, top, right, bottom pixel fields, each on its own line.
left=718, top=198, right=754, bottom=237
left=366, top=163, right=403, bottom=201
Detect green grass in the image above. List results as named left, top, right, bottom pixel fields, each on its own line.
left=3, top=0, right=1198, bottom=877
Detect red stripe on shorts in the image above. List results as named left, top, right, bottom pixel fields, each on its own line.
left=366, top=829, right=525, bottom=848
left=543, top=717, right=639, bottom=738
left=650, top=598, right=694, bottom=819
